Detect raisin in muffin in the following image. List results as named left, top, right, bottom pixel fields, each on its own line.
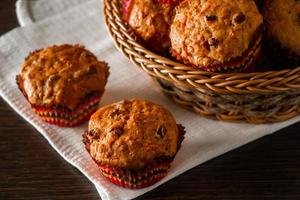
left=16, top=44, right=109, bottom=126
left=170, top=0, right=263, bottom=71
left=83, top=99, right=185, bottom=189
left=263, top=0, right=300, bottom=67
left=123, top=0, right=176, bottom=52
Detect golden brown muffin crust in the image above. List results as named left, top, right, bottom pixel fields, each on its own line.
left=170, top=0, right=263, bottom=67
left=86, top=99, right=180, bottom=169
left=126, top=0, right=174, bottom=51
left=18, top=44, right=109, bottom=110
left=264, top=0, right=300, bottom=55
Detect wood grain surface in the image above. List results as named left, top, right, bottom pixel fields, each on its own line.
left=0, top=0, right=300, bottom=199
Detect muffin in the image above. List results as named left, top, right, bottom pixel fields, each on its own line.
left=123, top=0, right=176, bottom=52
left=83, top=99, right=184, bottom=189
left=170, top=0, right=263, bottom=72
left=16, top=44, right=109, bottom=126
left=263, top=0, right=300, bottom=67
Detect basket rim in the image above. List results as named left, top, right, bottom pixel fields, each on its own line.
left=103, top=0, right=300, bottom=95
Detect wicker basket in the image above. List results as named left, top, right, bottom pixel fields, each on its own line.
left=103, top=0, right=300, bottom=123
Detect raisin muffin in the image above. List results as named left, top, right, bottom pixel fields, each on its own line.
left=16, top=44, right=109, bottom=126
left=263, top=0, right=300, bottom=67
left=83, top=99, right=185, bottom=189
left=123, top=0, right=176, bottom=52
left=170, top=0, right=263, bottom=72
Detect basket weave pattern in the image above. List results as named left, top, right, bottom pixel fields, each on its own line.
left=104, top=0, right=300, bottom=123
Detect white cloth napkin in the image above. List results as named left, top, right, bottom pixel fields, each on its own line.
left=16, top=0, right=90, bottom=26
left=1, top=0, right=299, bottom=200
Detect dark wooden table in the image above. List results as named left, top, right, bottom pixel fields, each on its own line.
left=1, top=0, right=300, bottom=199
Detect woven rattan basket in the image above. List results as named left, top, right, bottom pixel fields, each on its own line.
left=103, top=0, right=300, bottom=123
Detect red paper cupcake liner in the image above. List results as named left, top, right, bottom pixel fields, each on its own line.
left=98, top=162, right=170, bottom=189
left=122, top=0, right=133, bottom=22
left=32, top=95, right=100, bottom=127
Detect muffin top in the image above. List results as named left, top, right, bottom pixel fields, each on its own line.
left=18, top=44, right=109, bottom=110
left=263, top=0, right=300, bottom=55
left=124, top=0, right=175, bottom=51
left=84, top=99, right=181, bottom=169
left=170, top=0, right=263, bottom=67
